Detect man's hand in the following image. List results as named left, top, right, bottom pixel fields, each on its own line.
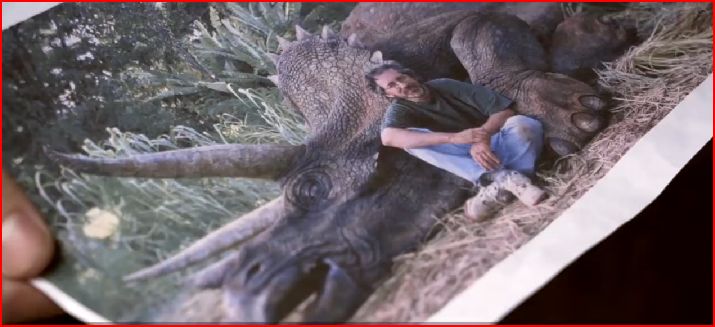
left=470, top=140, right=500, bottom=171
left=449, top=127, right=490, bottom=144
left=450, top=127, right=500, bottom=170
left=447, top=128, right=475, bottom=144
left=467, top=127, right=491, bottom=144
left=3, top=173, right=63, bottom=323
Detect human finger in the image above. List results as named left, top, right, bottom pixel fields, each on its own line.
left=2, top=279, right=63, bottom=323
left=473, top=152, right=494, bottom=171
left=483, top=149, right=501, bottom=166
left=470, top=145, right=495, bottom=170
left=2, top=172, right=55, bottom=279
left=470, top=128, right=490, bottom=143
left=470, top=146, right=483, bottom=165
left=479, top=151, right=500, bottom=171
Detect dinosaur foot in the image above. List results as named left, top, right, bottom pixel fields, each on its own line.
left=514, top=71, right=610, bottom=156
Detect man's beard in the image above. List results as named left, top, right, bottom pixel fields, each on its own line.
left=405, top=83, right=424, bottom=98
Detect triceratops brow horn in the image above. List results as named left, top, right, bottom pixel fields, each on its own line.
left=124, top=197, right=285, bottom=282
left=46, top=144, right=305, bottom=180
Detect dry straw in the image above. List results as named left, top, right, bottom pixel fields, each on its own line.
left=352, top=2, right=712, bottom=322
left=36, top=2, right=712, bottom=322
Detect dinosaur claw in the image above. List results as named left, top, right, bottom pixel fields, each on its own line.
left=579, top=94, right=608, bottom=111
left=548, top=137, right=580, bottom=156
left=571, top=111, right=604, bottom=133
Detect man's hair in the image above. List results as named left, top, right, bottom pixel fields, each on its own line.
left=365, top=61, right=422, bottom=95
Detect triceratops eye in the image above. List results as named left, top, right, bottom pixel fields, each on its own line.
left=285, top=166, right=333, bottom=211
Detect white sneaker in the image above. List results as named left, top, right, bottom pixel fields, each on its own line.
left=464, top=183, right=513, bottom=221
left=464, top=170, right=547, bottom=220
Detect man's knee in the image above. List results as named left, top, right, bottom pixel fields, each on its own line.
left=405, top=147, right=444, bottom=166
left=502, top=115, right=543, bottom=142
left=405, top=147, right=428, bottom=158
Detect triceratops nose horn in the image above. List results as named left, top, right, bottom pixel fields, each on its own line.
left=302, top=259, right=368, bottom=323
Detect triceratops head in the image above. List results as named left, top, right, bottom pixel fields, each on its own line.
left=48, top=26, right=469, bottom=322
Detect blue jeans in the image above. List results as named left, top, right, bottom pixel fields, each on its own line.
left=405, top=115, right=544, bottom=184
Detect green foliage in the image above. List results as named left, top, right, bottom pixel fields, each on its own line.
left=35, top=125, right=281, bottom=320
left=2, top=3, right=211, bottom=170
left=37, top=125, right=280, bottom=270
left=124, top=2, right=355, bottom=140
left=4, top=2, right=354, bottom=320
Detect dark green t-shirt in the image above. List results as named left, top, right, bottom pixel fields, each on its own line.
left=381, top=79, right=513, bottom=133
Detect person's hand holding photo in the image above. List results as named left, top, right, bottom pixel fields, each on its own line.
left=3, top=172, right=62, bottom=323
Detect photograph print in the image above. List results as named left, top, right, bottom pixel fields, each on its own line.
left=2, top=2, right=712, bottom=323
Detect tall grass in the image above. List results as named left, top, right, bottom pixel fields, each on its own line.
left=34, top=85, right=303, bottom=321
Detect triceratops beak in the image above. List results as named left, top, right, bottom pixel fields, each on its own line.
left=221, top=259, right=366, bottom=323
left=302, top=259, right=368, bottom=323
left=224, top=265, right=306, bottom=323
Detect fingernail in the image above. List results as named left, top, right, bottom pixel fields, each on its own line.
left=2, top=217, right=18, bottom=246
left=2, top=215, right=21, bottom=276
left=2, top=212, right=54, bottom=278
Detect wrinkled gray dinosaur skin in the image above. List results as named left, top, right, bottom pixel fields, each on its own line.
left=342, top=3, right=636, bottom=155
left=49, top=4, right=636, bottom=323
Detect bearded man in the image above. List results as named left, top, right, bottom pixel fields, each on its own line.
left=366, top=62, right=547, bottom=219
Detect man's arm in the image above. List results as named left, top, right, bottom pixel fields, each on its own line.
left=479, top=109, right=515, bottom=136
left=381, top=127, right=476, bottom=149
left=381, top=109, right=516, bottom=149
left=469, top=108, right=515, bottom=170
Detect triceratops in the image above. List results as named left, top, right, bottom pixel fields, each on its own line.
left=49, top=3, right=636, bottom=323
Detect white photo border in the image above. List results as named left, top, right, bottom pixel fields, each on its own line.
left=6, top=3, right=712, bottom=323
left=429, top=75, right=713, bottom=323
